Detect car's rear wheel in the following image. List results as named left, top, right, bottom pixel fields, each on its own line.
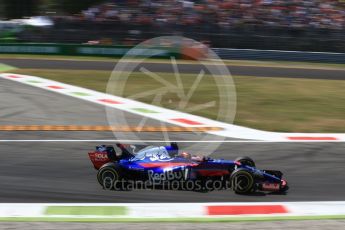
left=230, top=169, right=255, bottom=194
left=97, top=166, right=121, bottom=190
left=235, top=156, right=256, bottom=167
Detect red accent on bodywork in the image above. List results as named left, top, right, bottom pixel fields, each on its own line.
left=207, top=205, right=288, bottom=215
left=117, top=143, right=129, bottom=149
left=88, top=151, right=110, bottom=170
left=287, top=136, right=337, bottom=141
left=281, top=179, right=287, bottom=188
left=262, top=182, right=281, bottom=191
left=282, top=180, right=287, bottom=186
left=139, top=162, right=197, bottom=168
left=197, top=169, right=229, bottom=177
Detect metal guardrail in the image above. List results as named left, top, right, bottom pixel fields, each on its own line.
left=0, top=43, right=179, bottom=58
left=0, top=43, right=343, bottom=63
left=212, top=48, right=345, bottom=64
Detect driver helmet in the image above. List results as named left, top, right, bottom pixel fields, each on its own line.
left=96, top=145, right=106, bottom=152
left=179, top=151, right=191, bottom=159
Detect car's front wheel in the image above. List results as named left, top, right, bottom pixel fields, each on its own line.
left=234, top=156, right=256, bottom=167
left=230, top=169, right=255, bottom=194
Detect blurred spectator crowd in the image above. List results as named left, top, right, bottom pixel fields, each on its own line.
left=78, top=0, right=345, bottom=30
left=17, top=0, right=345, bottom=52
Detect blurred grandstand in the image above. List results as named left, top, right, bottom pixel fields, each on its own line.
left=1, top=0, right=345, bottom=52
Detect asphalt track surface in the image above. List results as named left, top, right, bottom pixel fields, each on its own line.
left=1, top=58, right=345, bottom=80
left=1, top=77, right=345, bottom=203
left=3, top=221, right=345, bottom=230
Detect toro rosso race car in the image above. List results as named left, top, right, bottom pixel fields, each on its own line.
left=88, top=143, right=288, bottom=194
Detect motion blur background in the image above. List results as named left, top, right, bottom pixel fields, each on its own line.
left=1, top=3, right=345, bottom=228
left=0, top=0, right=344, bottom=52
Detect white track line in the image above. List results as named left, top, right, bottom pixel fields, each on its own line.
left=2, top=202, right=345, bottom=218
left=0, top=139, right=343, bottom=143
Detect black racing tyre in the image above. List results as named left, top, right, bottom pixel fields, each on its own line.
left=234, top=156, right=256, bottom=167
left=97, top=166, right=121, bottom=190
left=230, top=169, right=255, bottom=194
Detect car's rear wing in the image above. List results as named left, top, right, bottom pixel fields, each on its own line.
left=88, top=151, right=110, bottom=170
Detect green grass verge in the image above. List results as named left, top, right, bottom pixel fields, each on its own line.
left=0, top=63, right=17, bottom=72
left=0, top=215, right=345, bottom=222
left=45, top=206, right=127, bottom=216
left=10, top=68, right=345, bottom=132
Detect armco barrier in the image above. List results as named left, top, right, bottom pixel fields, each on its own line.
left=212, top=48, right=345, bottom=63
left=0, top=202, right=345, bottom=221
left=0, top=43, right=180, bottom=58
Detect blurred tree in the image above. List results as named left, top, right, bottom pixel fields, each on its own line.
left=1, top=0, right=40, bottom=19
left=39, top=0, right=59, bottom=14
left=55, top=0, right=104, bottom=14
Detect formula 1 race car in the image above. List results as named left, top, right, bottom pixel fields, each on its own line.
left=88, top=143, right=288, bottom=194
